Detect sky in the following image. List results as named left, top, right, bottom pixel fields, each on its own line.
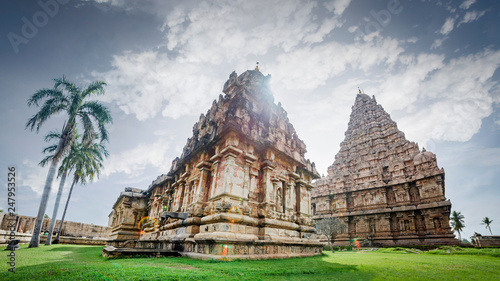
left=1, top=0, right=499, bottom=242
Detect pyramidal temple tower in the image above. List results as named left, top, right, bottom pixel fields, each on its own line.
left=312, top=92, right=456, bottom=246
left=106, top=69, right=323, bottom=259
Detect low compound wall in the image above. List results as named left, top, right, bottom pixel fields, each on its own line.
left=0, top=213, right=109, bottom=239
left=0, top=230, right=107, bottom=246
left=474, top=235, right=500, bottom=247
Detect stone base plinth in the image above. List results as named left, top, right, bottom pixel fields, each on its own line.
left=131, top=237, right=323, bottom=260
left=330, top=233, right=457, bottom=247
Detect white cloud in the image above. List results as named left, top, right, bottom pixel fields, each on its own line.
left=347, top=25, right=358, bottom=33
left=459, top=0, right=476, bottom=10
left=494, top=119, right=500, bottom=129
left=324, top=0, right=352, bottom=15
left=439, top=17, right=455, bottom=35
left=93, top=51, right=221, bottom=120
left=102, top=139, right=171, bottom=177
left=95, top=0, right=350, bottom=121
left=431, top=37, right=448, bottom=49
left=269, top=36, right=404, bottom=92
left=89, top=0, right=500, bottom=157
left=407, top=37, right=418, bottom=43
left=376, top=53, right=445, bottom=112
left=394, top=50, right=500, bottom=144
left=19, top=160, right=52, bottom=196
left=163, top=0, right=345, bottom=58
left=460, top=10, right=487, bottom=25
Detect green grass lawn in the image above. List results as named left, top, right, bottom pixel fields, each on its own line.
left=1, top=245, right=499, bottom=280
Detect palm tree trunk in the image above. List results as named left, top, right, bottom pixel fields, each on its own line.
left=29, top=126, right=70, bottom=248
left=45, top=170, right=67, bottom=245
left=28, top=158, right=59, bottom=248
left=54, top=176, right=76, bottom=244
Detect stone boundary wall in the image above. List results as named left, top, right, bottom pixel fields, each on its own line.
left=0, top=230, right=107, bottom=246
left=0, top=213, right=109, bottom=239
left=474, top=235, right=500, bottom=247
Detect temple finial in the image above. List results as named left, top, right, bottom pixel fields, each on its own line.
left=255, top=62, right=260, bottom=71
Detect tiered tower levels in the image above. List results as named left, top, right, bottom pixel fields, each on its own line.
left=312, top=93, right=456, bottom=246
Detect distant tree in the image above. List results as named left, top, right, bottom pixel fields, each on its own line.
left=0, top=209, right=3, bottom=213
left=25, top=77, right=112, bottom=248
left=314, top=217, right=347, bottom=252
left=450, top=211, right=465, bottom=241
left=44, top=214, right=50, bottom=219
left=482, top=217, right=493, bottom=235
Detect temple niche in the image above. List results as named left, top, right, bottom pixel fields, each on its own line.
left=106, top=68, right=323, bottom=259
left=312, top=92, right=456, bottom=246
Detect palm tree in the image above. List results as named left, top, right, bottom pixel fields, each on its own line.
left=53, top=139, right=108, bottom=244
left=40, top=130, right=74, bottom=246
left=482, top=217, right=493, bottom=235
left=450, top=211, right=465, bottom=241
left=26, top=77, right=111, bottom=248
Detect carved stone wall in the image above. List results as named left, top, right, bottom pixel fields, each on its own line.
left=107, top=69, right=323, bottom=259
left=312, top=93, right=456, bottom=246
left=108, top=187, right=148, bottom=245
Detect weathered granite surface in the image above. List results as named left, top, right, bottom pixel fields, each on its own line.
left=107, top=69, right=323, bottom=259
left=312, top=93, right=456, bottom=246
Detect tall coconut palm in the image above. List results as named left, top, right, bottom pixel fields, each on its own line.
left=26, top=77, right=111, bottom=248
left=482, top=217, right=493, bottom=235
left=53, top=139, right=108, bottom=243
left=39, top=131, right=88, bottom=245
left=450, top=211, right=465, bottom=241
left=38, top=130, right=69, bottom=245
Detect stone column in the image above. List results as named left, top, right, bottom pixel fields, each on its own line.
left=178, top=181, right=186, bottom=212
left=209, top=154, right=221, bottom=199
left=339, top=194, right=347, bottom=213
left=220, top=145, right=242, bottom=196
left=288, top=172, right=299, bottom=212
left=171, top=182, right=180, bottom=211
left=182, top=181, right=190, bottom=211
left=195, top=161, right=212, bottom=203
left=296, top=179, right=310, bottom=216
left=243, top=153, right=257, bottom=200
left=261, top=160, right=277, bottom=203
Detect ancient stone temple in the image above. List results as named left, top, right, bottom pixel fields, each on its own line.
left=106, top=68, right=323, bottom=259
left=312, top=92, right=456, bottom=246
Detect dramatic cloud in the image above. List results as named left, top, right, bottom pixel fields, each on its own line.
left=394, top=49, right=500, bottom=144
left=94, top=0, right=352, bottom=121
left=269, top=36, right=404, bottom=92
left=162, top=0, right=347, bottom=58
left=102, top=138, right=171, bottom=177
left=92, top=51, right=221, bottom=120
left=376, top=53, right=445, bottom=111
